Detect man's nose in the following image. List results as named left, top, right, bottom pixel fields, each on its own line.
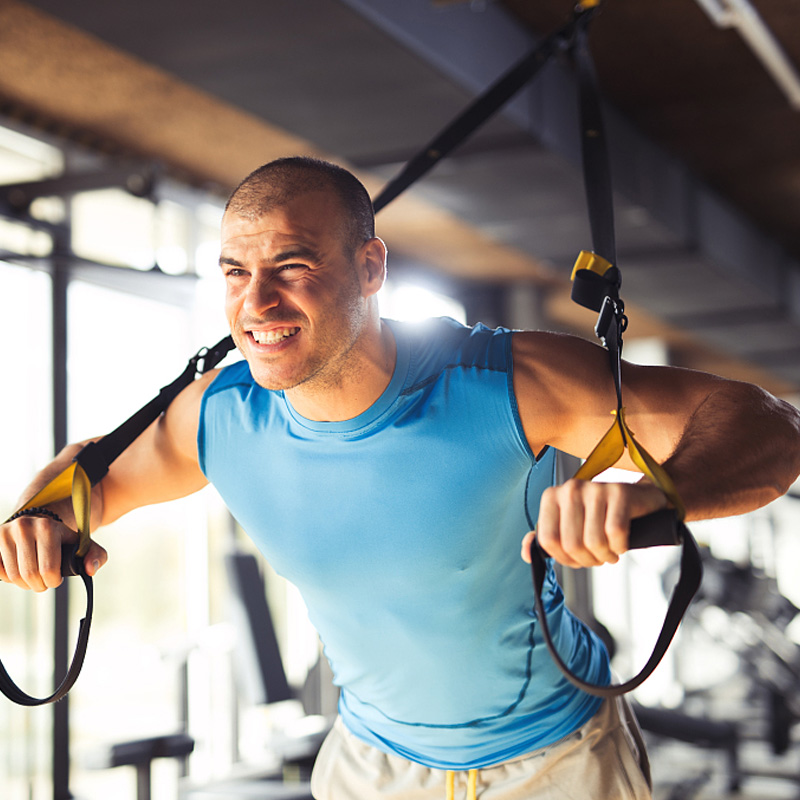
left=243, top=277, right=280, bottom=316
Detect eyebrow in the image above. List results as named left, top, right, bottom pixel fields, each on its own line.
left=219, top=246, right=320, bottom=270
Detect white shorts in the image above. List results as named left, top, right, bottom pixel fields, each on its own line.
left=310, top=696, right=652, bottom=800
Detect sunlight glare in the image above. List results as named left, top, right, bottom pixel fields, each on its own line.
left=381, top=281, right=466, bottom=324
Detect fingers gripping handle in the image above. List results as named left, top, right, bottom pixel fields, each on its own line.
left=534, top=507, right=684, bottom=563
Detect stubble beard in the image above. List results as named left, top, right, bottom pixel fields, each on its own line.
left=291, top=274, right=369, bottom=397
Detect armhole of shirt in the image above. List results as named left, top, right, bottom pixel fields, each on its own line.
left=505, top=330, right=539, bottom=465
left=197, top=367, right=228, bottom=477
left=196, top=381, right=211, bottom=478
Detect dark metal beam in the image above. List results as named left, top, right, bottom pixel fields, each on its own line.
left=0, top=165, right=156, bottom=210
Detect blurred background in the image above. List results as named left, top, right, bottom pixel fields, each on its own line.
left=1, top=1, right=800, bottom=798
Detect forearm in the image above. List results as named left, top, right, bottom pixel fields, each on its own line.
left=662, top=381, right=800, bottom=520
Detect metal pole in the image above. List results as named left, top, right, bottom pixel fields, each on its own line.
left=52, top=230, right=71, bottom=800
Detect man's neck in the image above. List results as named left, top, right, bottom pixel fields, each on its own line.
left=285, top=320, right=397, bottom=422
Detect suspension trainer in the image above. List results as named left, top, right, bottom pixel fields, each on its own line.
left=527, top=4, right=703, bottom=697
left=1, top=0, right=700, bottom=705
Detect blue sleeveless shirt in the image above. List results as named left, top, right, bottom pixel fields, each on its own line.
left=198, top=317, right=609, bottom=770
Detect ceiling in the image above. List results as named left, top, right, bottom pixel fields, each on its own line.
left=0, top=0, right=799, bottom=395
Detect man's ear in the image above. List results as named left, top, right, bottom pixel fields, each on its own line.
left=358, top=237, right=388, bottom=298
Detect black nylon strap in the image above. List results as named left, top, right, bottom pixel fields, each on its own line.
left=0, top=546, right=93, bottom=706
left=574, top=20, right=616, bottom=267
left=531, top=16, right=704, bottom=696
left=570, top=9, right=627, bottom=410
left=569, top=10, right=623, bottom=324
left=75, top=336, right=235, bottom=486
left=531, top=514, right=703, bottom=697
left=371, top=6, right=596, bottom=214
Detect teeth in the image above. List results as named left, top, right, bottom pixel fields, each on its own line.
left=251, top=327, right=299, bottom=344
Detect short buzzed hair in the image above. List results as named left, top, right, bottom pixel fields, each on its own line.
left=225, top=157, right=375, bottom=256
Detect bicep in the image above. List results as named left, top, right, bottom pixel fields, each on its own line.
left=512, top=331, right=723, bottom=465
left=99, top=372, right=216, bottom=524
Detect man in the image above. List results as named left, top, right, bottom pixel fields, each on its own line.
left=3, top=157, right=800, bottom=799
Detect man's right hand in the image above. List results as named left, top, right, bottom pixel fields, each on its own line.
left=0, top=514, right=107, bottom=592
left=0, top=371, right=213, bottom=594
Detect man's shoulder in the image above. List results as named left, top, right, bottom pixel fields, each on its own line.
left=202, top=359, right=253, bottom=400
left=511, top=329, right=605, bottom=375
left=389, top=316, right=514, bottom=371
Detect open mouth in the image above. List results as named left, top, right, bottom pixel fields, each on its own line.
left=249, top=327, right=300, bottom=345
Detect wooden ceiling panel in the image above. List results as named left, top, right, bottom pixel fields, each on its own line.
left=501, top=0, right=800, bottom=259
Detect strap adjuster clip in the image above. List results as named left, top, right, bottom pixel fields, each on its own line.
left=594, top=294, right=627, bottom=347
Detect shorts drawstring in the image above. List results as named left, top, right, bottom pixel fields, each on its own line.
left=445, top=769, right=478, bottom=800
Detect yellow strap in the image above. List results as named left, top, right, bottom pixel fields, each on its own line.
left=18, top=461, right=94, bottom=557
left=570, top=249, right=614, bottom=282
left=573, top=408, right=686, bottom=520
left=21, top=462, right=77, bottom=509
left=446, top=771, right=454, bottom=800
left=70, top=463, right=92, bottom=557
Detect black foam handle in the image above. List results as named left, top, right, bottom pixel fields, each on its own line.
left=628, top=508, right=684, bottom=550
left=60, top=543, right=85, bottom=578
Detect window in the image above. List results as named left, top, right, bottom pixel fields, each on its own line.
left=0, top=263, right=54, bottom=800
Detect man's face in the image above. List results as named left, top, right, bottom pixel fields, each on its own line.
left=219, top=190, right=370, bottom=393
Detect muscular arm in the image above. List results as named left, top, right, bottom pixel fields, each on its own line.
left=98, top=370, right=214, bottom=525
left=0, top=371, right=216, bottom=591
left=514, top=331, right=800, bottom=566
